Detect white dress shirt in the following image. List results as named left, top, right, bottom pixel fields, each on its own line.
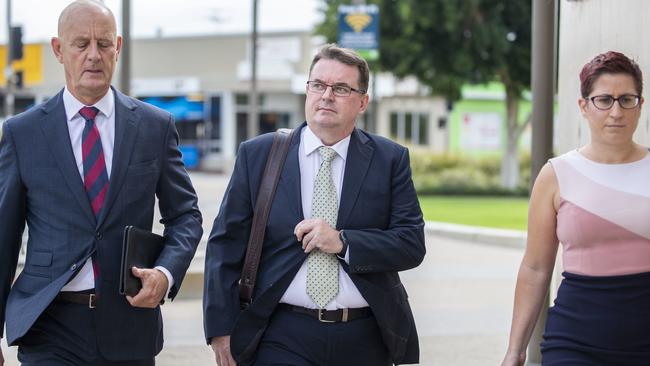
left=279, top=126, right=369, bottom=309
left=60, top=87, right=174, bottom=294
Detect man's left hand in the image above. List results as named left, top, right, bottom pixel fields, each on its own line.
left=126, top=267, right=168, bottom=308
left=295, top=218, right=343, bottom=254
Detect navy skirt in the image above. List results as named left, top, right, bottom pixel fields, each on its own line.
left=541, top=271, right=650, bottom=365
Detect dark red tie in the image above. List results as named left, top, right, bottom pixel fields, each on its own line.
left=80, top=106, right=109, bottom=219
left=79, top=106, right=108, bottom=286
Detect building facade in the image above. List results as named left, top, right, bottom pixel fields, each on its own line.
left=8, top=31, right=450, bottom=170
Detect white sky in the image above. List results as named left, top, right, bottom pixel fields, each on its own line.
left=2, top=0, right=324, bottom=43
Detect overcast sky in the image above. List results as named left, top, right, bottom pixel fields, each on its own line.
left=2, top=0, right=323, bottom=43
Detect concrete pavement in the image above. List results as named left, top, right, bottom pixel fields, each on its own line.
left=2, top=172, right=525, bottom=365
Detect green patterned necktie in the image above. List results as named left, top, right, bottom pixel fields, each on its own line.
left=306, top=146, right=340, bottom=308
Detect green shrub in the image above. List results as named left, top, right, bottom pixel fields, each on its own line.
left=410, top=149, right=531, bottom=196
left=409, top=152, right=463, bottom=174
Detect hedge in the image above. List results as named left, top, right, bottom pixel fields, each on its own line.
left=409, top=149, right=531, bottom=196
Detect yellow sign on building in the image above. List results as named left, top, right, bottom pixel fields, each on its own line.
left=0, top=44, right=44, bottom=86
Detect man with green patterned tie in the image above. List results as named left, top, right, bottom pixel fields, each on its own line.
left=204, top=44, right=425, bottom=366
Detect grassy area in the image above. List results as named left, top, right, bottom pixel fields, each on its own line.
left=418, top=195, right=529, bottom=230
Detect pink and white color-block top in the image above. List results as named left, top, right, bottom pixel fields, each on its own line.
left=550, top=149, right=650, bottom=276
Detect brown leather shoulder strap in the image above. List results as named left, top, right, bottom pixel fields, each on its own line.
left=239, top=128, right=294, bottom=307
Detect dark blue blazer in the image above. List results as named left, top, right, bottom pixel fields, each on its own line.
left=203, top=123, right=425, bottom=365
left=0, top=88, right=203, bottom=360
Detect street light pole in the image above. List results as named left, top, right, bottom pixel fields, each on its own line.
left=528, top=0, right=557, bottom=365
left=120, top=0, right=131, bottom=96
left=530, top=0, right=556, bottom=185
left=247, top=0, right=259, bottom=139
left=5, top=0, right=14, bottom=118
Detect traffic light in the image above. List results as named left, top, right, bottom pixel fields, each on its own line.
left=9, top=26, right=23, bottom=61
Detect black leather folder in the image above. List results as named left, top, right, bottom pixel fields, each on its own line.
left=119, top=226, right=165, bottom=296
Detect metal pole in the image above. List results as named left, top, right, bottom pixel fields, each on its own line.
left=119, top=0, right=131, bottom=95
left=530, top=0, right=555, bottom=183
left=352, top=0, right=372, bottom=130
left=5, top=0, right=14, bottom=118
left=247, top=0, right=259, bottom=139
left=370, top=70, right=377, bottom=132
left=528, top=0, right=557, bottom=364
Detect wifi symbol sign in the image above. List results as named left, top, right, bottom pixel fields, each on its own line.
left=345, top=13, right=372, bottom=33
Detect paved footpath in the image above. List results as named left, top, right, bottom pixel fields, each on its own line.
left=2, top=172, right=525, bottom=365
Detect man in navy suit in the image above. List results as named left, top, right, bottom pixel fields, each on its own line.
left=0, top=1, right=202, bottom=365
left=204, top=44, right=425, bottom=366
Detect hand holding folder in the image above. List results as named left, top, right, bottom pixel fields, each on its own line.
left=120, top=226, right=165, bottom=296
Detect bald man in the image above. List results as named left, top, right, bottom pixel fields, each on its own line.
left=0, top=1, right=202, bottom=365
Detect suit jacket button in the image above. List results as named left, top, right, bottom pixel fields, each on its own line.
left=70, top=264, right=77, bottom=271
left=95, top=232, right=103, bottom=240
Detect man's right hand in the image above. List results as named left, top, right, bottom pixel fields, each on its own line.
left=210, top=335, right=236, bottom=366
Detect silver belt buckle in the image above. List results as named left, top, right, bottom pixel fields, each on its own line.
left=317, top=309, right=336, bottom=323
left=88, top=294, right=96, bottom=309
left=317, top=308, right=349, bottom=322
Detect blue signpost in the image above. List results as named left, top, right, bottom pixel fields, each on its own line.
left=337, top=4, right=380, bottom=61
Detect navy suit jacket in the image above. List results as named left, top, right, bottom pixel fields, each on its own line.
left=203, top=123, right=425, bottom=365
left=0, top=88, right=203, bottom=360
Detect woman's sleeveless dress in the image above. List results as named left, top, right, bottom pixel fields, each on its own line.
left=541, top=150, right=650, bottom=365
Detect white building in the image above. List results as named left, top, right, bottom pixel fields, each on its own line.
left=12, top=31, right=449, bottom=170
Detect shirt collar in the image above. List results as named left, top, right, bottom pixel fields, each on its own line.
left=302, top=125, right=350, bottom=161
left=63, top=87, right=115, bottom=122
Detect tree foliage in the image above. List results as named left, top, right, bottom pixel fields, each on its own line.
left=317, top=0, right=530, bottom=100
left=316, top=0, right=532, bottom=187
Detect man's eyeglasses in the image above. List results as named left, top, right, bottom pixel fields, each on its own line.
left=306, top=81, right=366, bottom=97
left=586, top=94, right=641, bottom=110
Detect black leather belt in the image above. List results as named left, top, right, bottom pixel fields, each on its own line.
left=278, top=304, right=371, bottom=323
left=55, top=291, right=97, bottom=308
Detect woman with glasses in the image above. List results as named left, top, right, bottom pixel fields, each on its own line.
left=502, top=51, right=650, bottom=366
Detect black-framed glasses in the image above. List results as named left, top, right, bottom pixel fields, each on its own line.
left=306, top=80, right=366, bottom=97
left=587, top=94, right=641, bottom=110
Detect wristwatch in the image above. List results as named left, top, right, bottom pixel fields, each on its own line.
left=337, top=230, right=349, bottom=259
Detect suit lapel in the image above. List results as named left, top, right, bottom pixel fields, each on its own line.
left=97, top=88, right=139, bottom=226
left=39, top=90, right=96, bottom=227
left=337, top=129, right=373, bottom=228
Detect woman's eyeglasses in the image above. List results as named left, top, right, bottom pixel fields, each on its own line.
left=587, top=94, right=641, bottom=110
